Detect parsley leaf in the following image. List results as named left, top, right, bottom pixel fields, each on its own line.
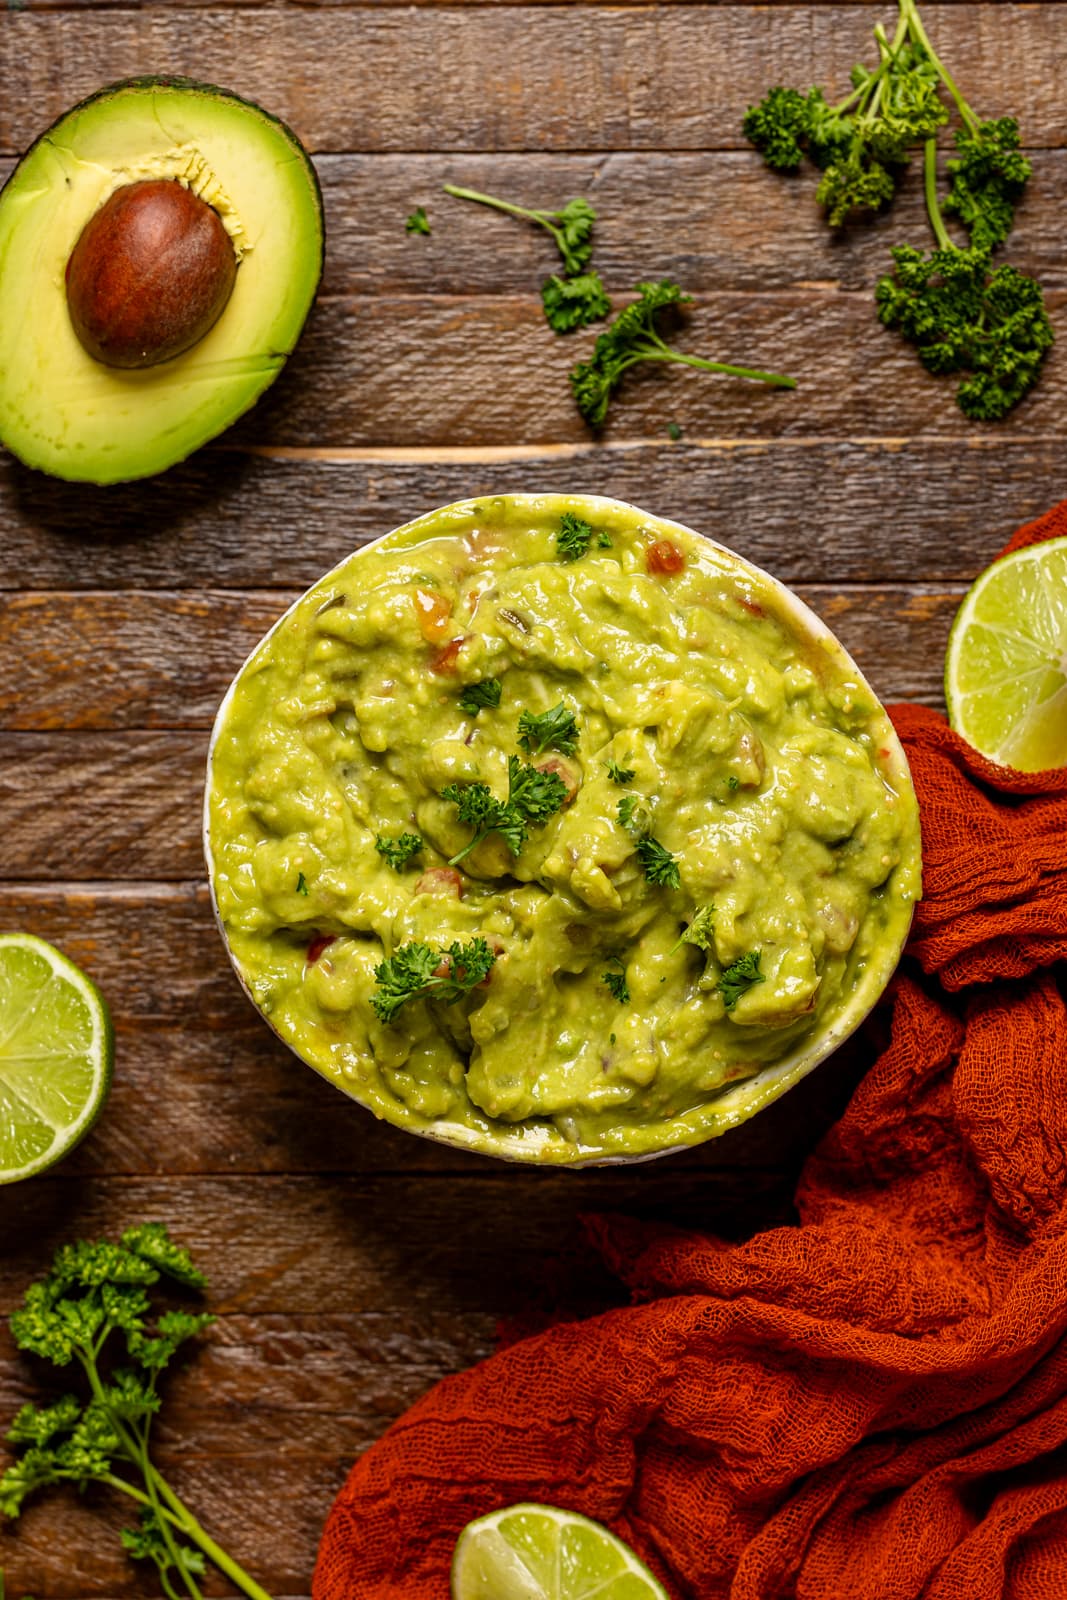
left=605, top=760, right=635, bottom=785
left=517, top=702, right=579, bottom=757
left=405, top=206, right=431, bottom=235
left=371, top=937, right=496, bottom=1024
left=943, top=118, right=1031, bottom=253
left=636, top=836, right=681, bottom=890
left=602, top=959, right=631, bottom=1004
left=681, top=904, right=716, bottom=953
left=876, top=240, right=1053, bottom=420
left=296, top=872, right=309, bottom=895
left=458, top=678, right=503, bottom=714
left=443, top=756, right=567, bottom=865
left=570, top=281, right=795, bottom=430
left=719, top=950, right=765, bottom=1011
left=542, top=271, right=612, bottom=333
left=375, top=832, right=424, bottom=871
left=556, top=511, right=597, bottom=561
left=617, top=794, right=655, bottom=839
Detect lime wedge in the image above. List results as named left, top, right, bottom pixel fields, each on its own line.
left=451, top=1503, right=668, bottom=1600
left=945, top=536, right=1067, bottom=772
left=0, top=934, right=113, bottom=1184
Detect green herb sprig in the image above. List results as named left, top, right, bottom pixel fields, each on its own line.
left=443, top=757, right=568, bottom=865
left=371, top=937, right=496, bottom=1024
left=405, top=207, right=432, bottom=236
left=743, top=0, right=1052, bottom=418
left=459, top=679, right=503, bottom=715
left=570, top=281, right=796, bottom=430
left=605, top=759, right=636, bottom=785
left=602, top=958, right=631, bottom=1004
left=556, top=512, right=612, bottom=561
left=374, top=832, right=424, bottom=871
left=719, top=950, right=765, bottom=1011
left=616, top=796, right=681, bottom=889
left=517, top=702, right=579, bottom=758
left=0, top=1225, right=273, bottom=1600
left=443, top=185, right=611, bottom=332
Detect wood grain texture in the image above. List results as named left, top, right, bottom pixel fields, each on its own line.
left=1, top=440, right=1059, bottom=593
left=225, top=290, right=1067, bottom=448
left=3, top=7, right=1066, bottom=156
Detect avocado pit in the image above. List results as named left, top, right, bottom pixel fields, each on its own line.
left=65, top=178, right=237, bottom=368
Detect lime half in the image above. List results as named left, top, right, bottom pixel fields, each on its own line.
left=451, top=1503, right=668, bottom=1600
left=0, top=934, right=113, bottom=1183
left=945, top=536, right=1067, bottom=772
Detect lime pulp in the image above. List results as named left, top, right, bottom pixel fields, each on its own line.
left=451, top=1503, right=668, bottom=1600
left=945, top=536, right=1067, bottom=772
left=0, top=933, right=113, bottom=1183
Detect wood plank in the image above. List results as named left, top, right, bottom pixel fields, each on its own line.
left=0, top=591, right=285, bottom=731
left=0, top=440, right=1059, bottom=593
left=228, top=290, right=1067, bottom=448
left=0, top=583, right=959, bottom=746
left=3, top=149, right=1067, bottom=297
left=10, top=0, right=1032, bottom=11
left=0, top=1175, right=800, bottom=1321
left=3, top=8, right=1066, bottom=156
left=315, top=150, right=1067, bottom=299
left=3, top=288, right=1064, bottom=451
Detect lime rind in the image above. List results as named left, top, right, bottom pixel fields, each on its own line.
left=451, top=1503, right=668, bottom=1600
left=0, top=933, right=113, bottom=1184
left=945, top=536, right=1067, bottom=772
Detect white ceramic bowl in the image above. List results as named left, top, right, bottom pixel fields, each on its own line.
left=205, top=494, right=921, bottom=1166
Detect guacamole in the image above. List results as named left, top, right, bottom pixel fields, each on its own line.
left=206, top=495, right=920, bottom=1164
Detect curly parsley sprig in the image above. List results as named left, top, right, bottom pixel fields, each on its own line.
left=517, top=702, right=579, bottom=758
left=371, top=938, right=496, bottom=1024
left=375, top=832, right=424, bottom=871
left=443, top=756, right=568, bottom=865
left=0, top=1225, right=273, bottom=1600
left=718, top=950, right=765, bottom=1012
left=443, top=185, right=611, bottom=332
left=743, top=0, right=1052, bottom=419
left=616, top=795, right=681, bottom=889
left=570, top=281, right=796, bottom=430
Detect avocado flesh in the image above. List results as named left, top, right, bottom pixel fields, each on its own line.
left=0, top=78, right=324, bottom=484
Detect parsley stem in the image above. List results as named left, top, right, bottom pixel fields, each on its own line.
left=151, top=1473, right=276, bottom=1600
left=80, top=1355, right=206, bottom=1600
left=78, top=1347, right=274, bottom=1600
left=902, top=0, right=981, bottom=136
left=443, top=184, right=566, bottom=252
left=447, top=830, right=488, bottom=867
left=924, top=136, right=955, bottom=250
left=625, top=349, right=797, bottom=388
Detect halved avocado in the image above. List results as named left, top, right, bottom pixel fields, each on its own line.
left=0, top=77, right=324, bottom=484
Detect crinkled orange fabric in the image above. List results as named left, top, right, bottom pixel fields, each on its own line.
left=314, top=504, right=1067, bottom=1600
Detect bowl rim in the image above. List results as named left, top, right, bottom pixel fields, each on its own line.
left=204, top=492, right=920, bottom=1168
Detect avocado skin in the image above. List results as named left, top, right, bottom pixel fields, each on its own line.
left=3, top=76, right=326, bottom=274
left=0, top=77, right=325, bottom=485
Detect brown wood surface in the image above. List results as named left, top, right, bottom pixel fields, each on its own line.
left=0, top=1, right=1060, bottom=1595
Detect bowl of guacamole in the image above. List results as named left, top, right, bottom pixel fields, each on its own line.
left=205, top=494, right=921, bottom=1165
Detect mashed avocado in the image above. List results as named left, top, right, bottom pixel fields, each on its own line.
left=206, top=495, right=921, bottom=1164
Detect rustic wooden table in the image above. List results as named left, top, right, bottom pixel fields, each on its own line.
left=1, top=2, right=1064, bottom=1594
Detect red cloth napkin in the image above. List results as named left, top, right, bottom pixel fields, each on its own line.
left=314, top=505, right=1067, bottom=1600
